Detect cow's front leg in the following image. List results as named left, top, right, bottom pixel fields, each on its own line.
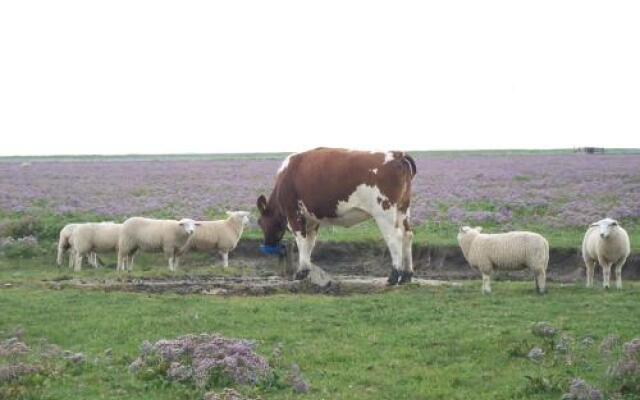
left=374, top=213, right=404, bottom=285
left=293, top=227, right=318, bottom=280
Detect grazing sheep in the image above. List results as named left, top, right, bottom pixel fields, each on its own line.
left=582, top=218, right=630, bottom=289
left=457, top=226, right=549, bottom=294
left=180, top=211, right=250, bottom=267
left=70, top=222, right=122, bottom=271
left=57, top=223, right=99, bottom=269
left=117, top=217, right=200, bottom=271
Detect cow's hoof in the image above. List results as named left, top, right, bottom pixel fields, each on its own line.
left=399, top=271, right=413, bottom=285
left=295, top=269, right=310, bottom=280
left=387, top=269, right=400, bottom=286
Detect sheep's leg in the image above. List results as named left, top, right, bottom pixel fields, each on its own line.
left=74, top=253, right=83, bottom=272
left=117, top=251, right=125, bottom=271
left=399, top=213, right=414, bottom=284
left=374, top=213, right=404, bottom=285
left=534, top=268, right=546, bottom=294
left=584, top=258, right=596, bottom=288
left=89, top=253, right=100, bottom=268
left=220, top=251, right=229, bottom=268
left=481, top=272, right=492, bottom=294
left=68, top=249, right=75, bottom=269
left=601, top=262, right=612, bottom=289
left=173, top=254, right=181, bottom=270
left=614, top=257, right=627, bottom=290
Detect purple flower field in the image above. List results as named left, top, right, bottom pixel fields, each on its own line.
left=1, top=154, right=639, bottom=228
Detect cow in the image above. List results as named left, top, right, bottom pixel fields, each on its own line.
left=256, top=147, right=417, bottom=285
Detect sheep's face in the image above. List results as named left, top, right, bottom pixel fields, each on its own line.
left=257, top=195, right=286, bottom=246
left=226, top=211, right=250, bottom=226
left=591, top=218, right=619, bottom=239
left=457, top=226, right=483, bottom=243
left=178, top=218, right=201, bottom=236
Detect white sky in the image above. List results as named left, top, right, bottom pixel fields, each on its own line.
left=1, top=1, right=639, bottom=156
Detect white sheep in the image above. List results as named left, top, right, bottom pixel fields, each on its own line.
left=57, top=223, right=99, bottom=269
left=117, top=217, right=200, bottom=271
left=70, top=222, right=122, bottom=271
left=582, top=218, right=630, bottom=289
left=457, top=226, right=549, bottom=294
left=180, top=211, right=250, bottom=267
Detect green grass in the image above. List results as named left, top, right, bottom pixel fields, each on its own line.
left=1, top=281, right=638, bottom=399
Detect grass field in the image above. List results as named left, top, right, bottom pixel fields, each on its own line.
left=1, top=280, right=639, bottom=399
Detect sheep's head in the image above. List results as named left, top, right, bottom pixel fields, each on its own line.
left=256, top=194, right=286, bottom=247
left=178, top=218, right=201, bottom=236
left=226, top=211, right=250, bottom=226
left=457, top=226, right=483, bottom=242
left=591, top=218, right=620, bottom=239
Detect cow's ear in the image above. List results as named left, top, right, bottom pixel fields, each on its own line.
left=257, top=195, right=268, bottom=214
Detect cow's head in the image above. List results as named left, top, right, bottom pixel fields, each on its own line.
left=257, top=194, right=286, bottom=246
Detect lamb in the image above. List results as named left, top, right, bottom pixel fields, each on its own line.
left=582, top=218, right=630, bottom=289
left=117, top=217, right=200, bottom=271
left=180, top=211, right=250, bottom=267
left=70, top=222, right=122, bottom=271
left=457, top=226, right=549, bottom=294
left=57, top=223, right=99, bottom=269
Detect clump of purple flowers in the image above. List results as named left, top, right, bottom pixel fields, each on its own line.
left=0, top=235, right=40, bottom=257
left=203, top=388, right=260, bottom=400
left=527, top=347, right=545, bottom=362
left=287, top=364, right=310, bottom=394
left=599, top=335, right=620, bottom=356
left=561, top=378, right=603, bottom=400
left=129, top=333, right=271, bottom=388
left=607, top=338, right=640, bottom=393
left=531, top=321, right=558, bottom=339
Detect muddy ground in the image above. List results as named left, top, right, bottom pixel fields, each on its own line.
left=231, top=239, right=640, bottom=283
left=35, top=239, right=638, bottom=296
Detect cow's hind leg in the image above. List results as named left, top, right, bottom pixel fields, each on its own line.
left=399, top=215, right=414, bottom=284
left=374, top=213, right=404, bottom=285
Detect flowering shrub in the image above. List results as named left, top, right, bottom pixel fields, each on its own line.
left=561, top=378, right=603, bottom=400
left=608, top=338, right=640, bottom=394
left=0, top=235, right=41, bottom=258
left=0, top=329, right=83, bottom=399
left=129, top=334, right=271, bottom=389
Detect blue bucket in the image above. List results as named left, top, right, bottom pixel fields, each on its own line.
left=260, top=244, right=286, bottom=256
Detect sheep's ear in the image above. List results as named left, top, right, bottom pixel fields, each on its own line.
left=611, top=220, right=619, bottom=226
left=257, top=195, right=268, bottom=214
left=475, top=226, right=483, bottom=232
left=459, top=226, right=469, bottom=233
left=590, top=222, right=599, bottom=227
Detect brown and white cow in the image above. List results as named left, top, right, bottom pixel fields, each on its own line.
left=256, top=147, right=417, bottom=285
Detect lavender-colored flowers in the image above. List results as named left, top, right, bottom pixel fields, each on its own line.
left=527, top=346, right=545, bottom=362
left=128, top=334, right=271, bottom=388
left=561, top=378, right=603, bottom=400
left=607, top=338, right=640, bottom=392
left=531, top=321, right=558, bottom=339
left=0, top=154, right=638, bottom=228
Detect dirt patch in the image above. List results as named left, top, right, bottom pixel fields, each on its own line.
left=230, top=239, right=640, bottom=283
left=43, top=274, right=459, bottom=296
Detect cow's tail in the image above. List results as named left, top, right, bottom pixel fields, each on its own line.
left=403, top=154, right=417, bottom=178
